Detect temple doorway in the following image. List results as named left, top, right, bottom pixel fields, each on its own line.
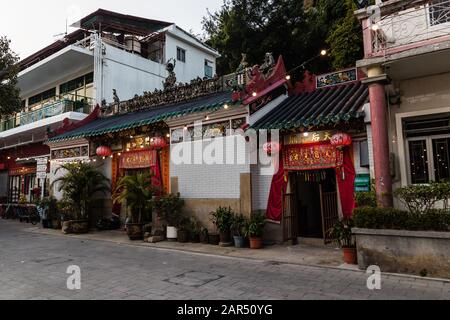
left=284, top=169, right=339, bottom=244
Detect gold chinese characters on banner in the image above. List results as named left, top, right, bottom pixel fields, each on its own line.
left=285, top=131, right=334, bottom=145
left=119, top=150, right=157, bottom=169
left=284, top=143, right=343, bottom=171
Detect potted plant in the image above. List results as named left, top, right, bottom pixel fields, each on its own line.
left=247, top=213, right=266, bottom=249
left=200, top=228, right=209, bottom=244
left=152, top=193, right=184, bottom=241
left=52, top=163, right=110, bottom=234
left=189, top=218, right=201, bottom=243
left=177, top=217, right=190, bottom=243
left=231, top=214, right=248, bottom=248
left=114, top=172, right=157, bottom=240
left=329, top=218, right=357, bottom=265
left=210, top=206, right=234, bottom=247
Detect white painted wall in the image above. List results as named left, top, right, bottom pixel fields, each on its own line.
left=102, top=44, right=166, bottom=103
left=251, top=164, right=274, bottom=211
left=165, top=32, right=217, bottom=84
left=170, top=136, right=250, bottom=199
left=389, top=72, right=450, bottom=190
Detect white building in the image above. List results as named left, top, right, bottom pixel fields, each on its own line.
left=0, top=9, right=219, bottom=203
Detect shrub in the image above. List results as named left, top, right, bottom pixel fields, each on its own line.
left=328, top=218, right=355, bottom=248
left=353, top=207, right=450, bottom=232
left=152, top=193, right=185, bottom=227
left=394, top=182, right=450, bottom=214
left=210, top=207, right=234, bottom=233
left=245, top=213, right=266, bottom=238
left=355, top=191, right=377, bottom=208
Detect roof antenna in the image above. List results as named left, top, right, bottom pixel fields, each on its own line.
left=53, top=18, right=68, bottom=40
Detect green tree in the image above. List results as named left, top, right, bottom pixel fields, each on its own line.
left=325, top=0, right=363, bottom=69
left=202, top=0, right=363, bottom=76
left=0, top=36, right=21, bottom=117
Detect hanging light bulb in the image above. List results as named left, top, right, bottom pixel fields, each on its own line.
left=252, top=92, right=257, bottom=97
left=320, top=49, right=327, bottom=56
left=224, top=104, right=229, bottom=110
left=205, top=115, right=210, bottom=121
left=285, top=75, right=291, bottom=80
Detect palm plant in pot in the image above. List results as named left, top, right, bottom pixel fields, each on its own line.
left=210, top=206, right=234, bottom=247
left=246, top=213, right=266, bottom=249
left=231, top=214, right=248, bottom=248
left=52, top=163, right=110, bottom=234
left=114, top=172, right=157, bottom=240
left=328, top=218, right=357, bottom=265
left=152, top=193, right=184, bottom=241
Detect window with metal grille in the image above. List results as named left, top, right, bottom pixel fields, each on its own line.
left=429, top=0, right=450, bottom=26
left=405, top=114, right=450, bottom=184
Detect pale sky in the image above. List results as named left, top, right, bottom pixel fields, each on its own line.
left=0, top=0, right=224, bottom=60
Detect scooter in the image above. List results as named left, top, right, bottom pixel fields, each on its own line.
left=96, top=213, right=121, bottom=230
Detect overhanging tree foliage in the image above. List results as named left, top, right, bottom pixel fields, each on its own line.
left=202, top=0, right=363, bottom=76
left=0, top=36, right=21, bottom=118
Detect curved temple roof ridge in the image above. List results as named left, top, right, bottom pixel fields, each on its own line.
left=252, top=81, right=369, bottom=130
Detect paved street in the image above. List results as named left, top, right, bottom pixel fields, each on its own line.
left=0, top=220, right=449, bottom=300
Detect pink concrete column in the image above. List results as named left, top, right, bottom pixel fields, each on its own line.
left=369, top=81, right=393, bottom=207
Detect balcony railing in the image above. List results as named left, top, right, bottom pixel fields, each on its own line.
left=372, top=0, right=450, bottom=54
left=0, top=96, right=93, bottom=133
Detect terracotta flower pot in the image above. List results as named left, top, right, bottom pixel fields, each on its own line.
left=342, top=247, right=358, bottom=265
left=250, top=237, right=263, bottom=249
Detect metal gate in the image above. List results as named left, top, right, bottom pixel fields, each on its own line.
left=320, top=190, right=339, bottom=244
left=282, top=193, right=298, bottom=242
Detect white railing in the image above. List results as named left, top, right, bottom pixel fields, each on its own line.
left=372, top=0, right=450, bottom=53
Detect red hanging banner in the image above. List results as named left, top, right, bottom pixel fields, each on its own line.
left=119, top=150, right=157, bottom=169
left=283, top=143, right=343, bottom=171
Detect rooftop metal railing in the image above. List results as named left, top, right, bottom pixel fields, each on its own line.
left=372, top=0, right=450, bottom=53
left=0, top=95, right=93, bottom=133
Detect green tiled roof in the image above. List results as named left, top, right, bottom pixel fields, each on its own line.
left=252, top=82, right=368, bottom=130
left=49, top=91, right=235, bottom=142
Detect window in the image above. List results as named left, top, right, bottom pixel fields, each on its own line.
left=405, top=115, right=450, bottom=184
left=28, top=88, right=56, bottom=106
left=60, top=72, right=94, bottom=101
left=205, top=60, right=213, bottom=78
left=359, top=140, right=370, bottom=168
left=177, top=47, right=186, bottom=62
left=429, top=0, right=450, bottom=26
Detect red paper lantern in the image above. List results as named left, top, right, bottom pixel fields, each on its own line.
left=150, top=137, right=168, bottom=150
left=263, top=142, right=282, bottom=155
left=330, top=133, right=352, bottom=148
left=96, top=146, right=113, bottom=157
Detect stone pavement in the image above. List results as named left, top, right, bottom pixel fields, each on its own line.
left=26, top=225, right=344, bottom=268
left=1, top=220, right=449, bottom=300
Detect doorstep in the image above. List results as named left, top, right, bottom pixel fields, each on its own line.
left=23, top=224, right=344, bottom=268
